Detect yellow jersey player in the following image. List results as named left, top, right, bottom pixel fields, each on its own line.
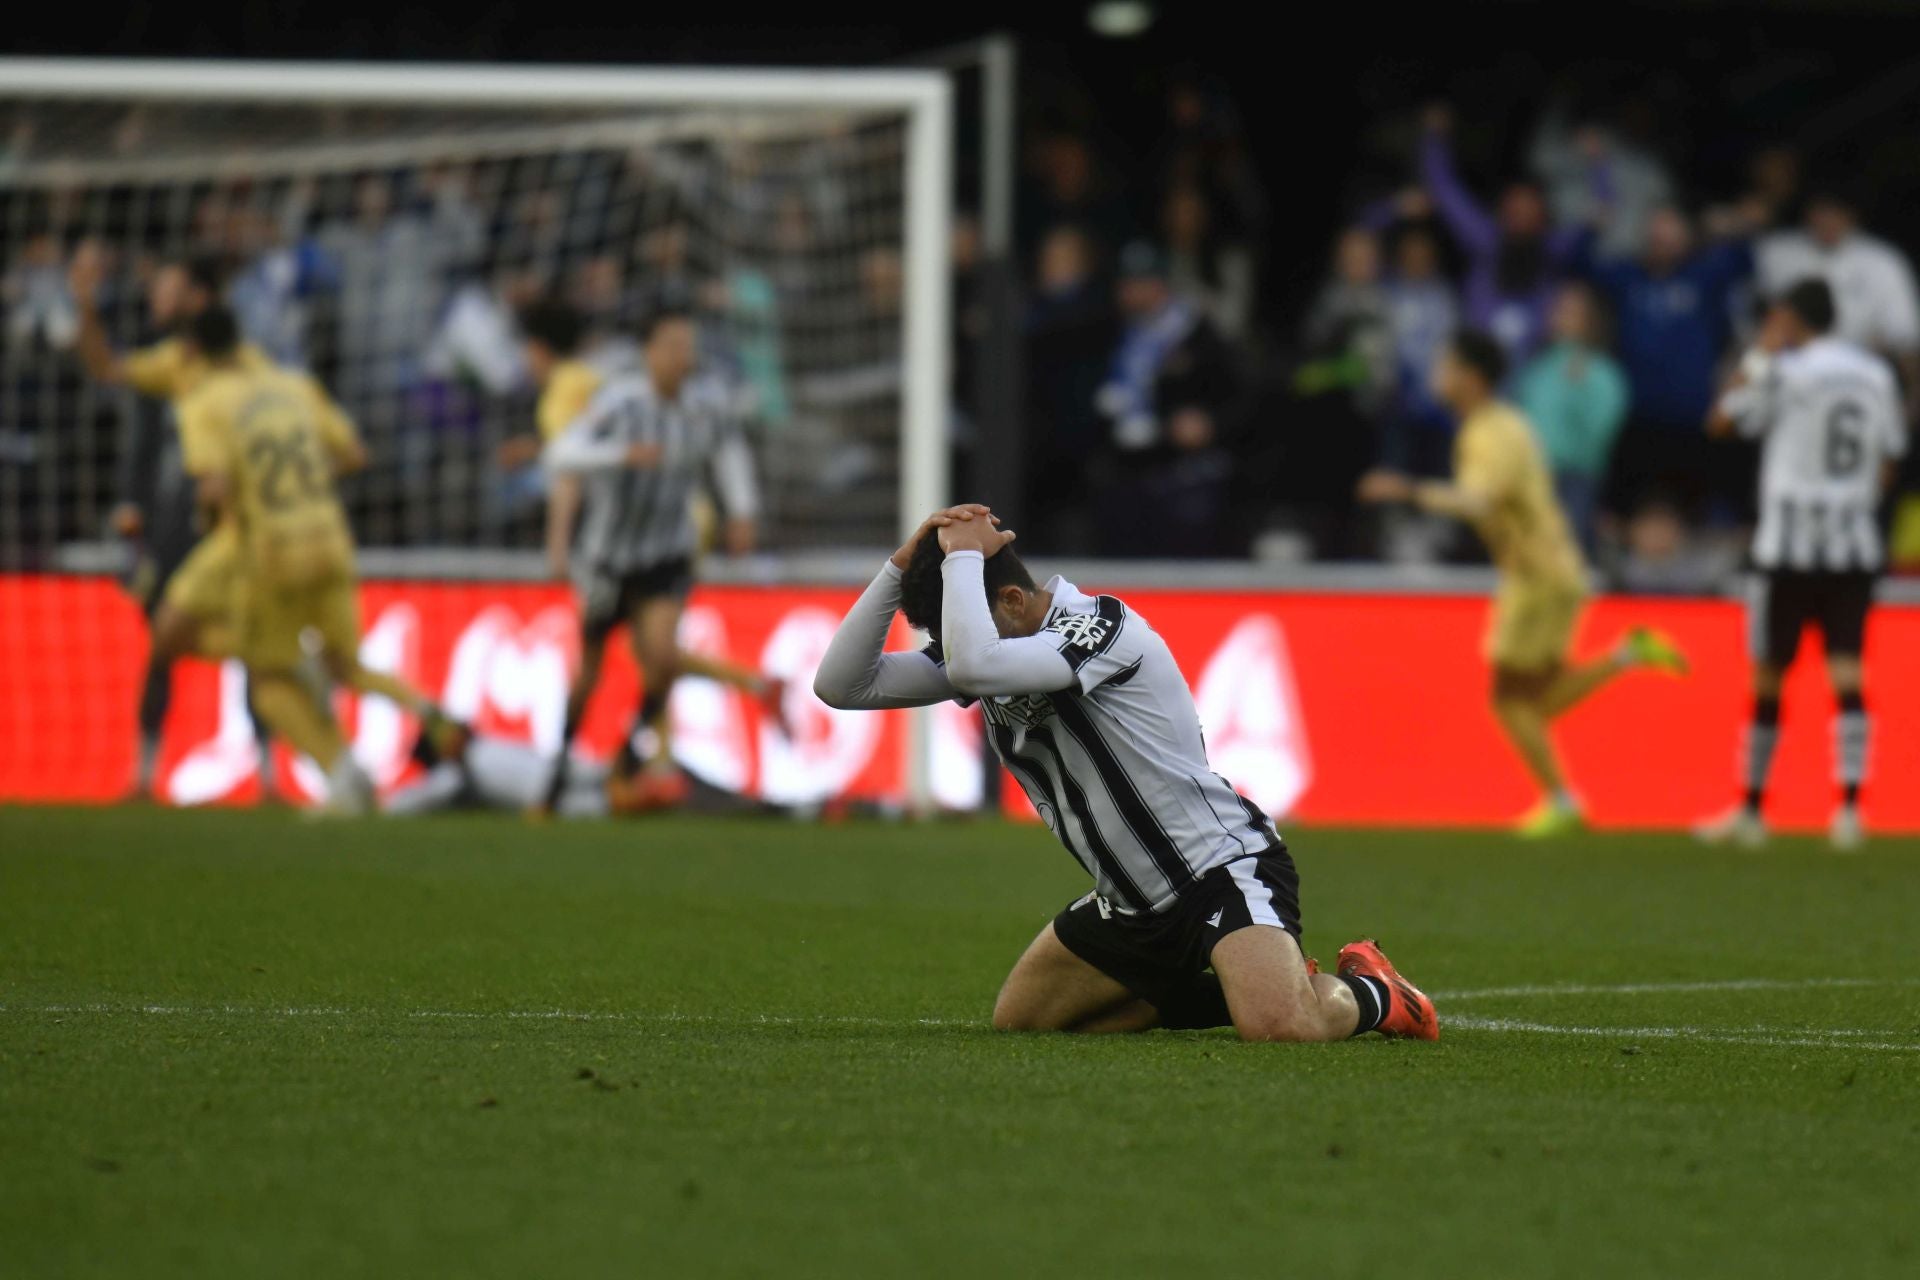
left=175, top=306, right=439, bottom=815
left=68, top=245, right=276, bottom=799
left=1360, top=329, right=1689, bottom=836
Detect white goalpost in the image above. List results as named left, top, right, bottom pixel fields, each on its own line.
left=0, top=57, right=951, bottom=555
left=0, top=57, right=952, bottom=809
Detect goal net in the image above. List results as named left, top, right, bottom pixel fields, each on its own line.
left=0, top=61, right=950, bottom=566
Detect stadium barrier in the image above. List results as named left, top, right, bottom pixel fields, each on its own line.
left=3, top=572, right=1916, bottom=831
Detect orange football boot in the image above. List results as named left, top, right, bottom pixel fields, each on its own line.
left=1336, top=938, right=1439, bottom=1041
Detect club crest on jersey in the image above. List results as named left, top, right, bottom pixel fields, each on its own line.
left=1047, top=613, right=1113, bottom=652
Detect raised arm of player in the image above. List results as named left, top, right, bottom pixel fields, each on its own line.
left=811, top=560, right=958, bottom=710
left=935, top=518, right=1076, bottom=698
left=66, top=244, right=130, bottom=386
left=541, top=409, right=660, bottom=473
left=813, top=506, right=986, bottom=710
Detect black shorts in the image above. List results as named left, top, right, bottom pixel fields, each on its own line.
left=1749, top=569, right=1875, bottom=666
left=578, top=558, right=695, bottom=645
left=1050, top=849, right=1303, bottom=1013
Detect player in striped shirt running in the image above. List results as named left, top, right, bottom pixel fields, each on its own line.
left=814, top=505, right=1438, bottom=1043
left=524, top=305, right=770, bottom=813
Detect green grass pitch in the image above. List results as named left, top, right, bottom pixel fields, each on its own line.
left=3, top=807, right=1917, bottom=1278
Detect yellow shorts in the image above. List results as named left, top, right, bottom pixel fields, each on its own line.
left=1487, top=578, right=1587, bottom=673
left=235, top=560, right=360, bottom=672
left=161, top=526, right=244, bottom=623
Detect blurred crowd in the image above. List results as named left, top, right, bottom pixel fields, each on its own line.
left=1005, top=82, right=1920, bottom=582
left=1, top=117, right=911, bottom=554
left=7, top=77, right=1920, bottom=582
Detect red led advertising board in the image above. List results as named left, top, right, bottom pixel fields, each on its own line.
left=3, top=574, right=1915, bottom=831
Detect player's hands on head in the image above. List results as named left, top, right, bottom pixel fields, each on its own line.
left=892, top=504, right=995, bottom=570
left=937, top=512, right=1016, bottom=558
left=1357, top=468, right=1416, bottom=504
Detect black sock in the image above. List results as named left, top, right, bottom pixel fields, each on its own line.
left=138, top=656, right=172, bottom=739
left=618, top=689, right=670, bottom=774
left=1744, top=695, right=1782, bottom=813
left=543, top=707, right=585, bottom=809
left=1837, top=689, right=1867, bottom=808
left=1154, top=974, right=1232, bottom=1030
left=1339, top=974, right=1390, bottom=1035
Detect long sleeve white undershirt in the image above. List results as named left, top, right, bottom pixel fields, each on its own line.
left=811, top=560, right=957, bottom=709
left=936, top=551, right=1076, bottom=697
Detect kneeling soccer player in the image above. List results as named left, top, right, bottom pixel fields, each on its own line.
left=814, top=506, right=1438, bottom=1042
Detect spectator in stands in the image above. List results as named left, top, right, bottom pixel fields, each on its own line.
left=3, top=227, right=78, bottom=351
left=1295, top=227, right=1392, bottom=413
left=1023, top=130, right=1132, bottom=263
left=1024, top=224, right=1117, bottom=548
left=319, top=171, right=485, bottom=405
left=1740, top=145, right=1804, bottom=235
left=1612, top=494, right=1737, bottom=595
left=1377, top=226, right=1460, bottom=479
left=1155, top=72, right=1268, bottom=267
left=1529, top=97, right=1673, bottom=259
left=1758, top=188, right=1920, bottom=409
left=1094, top=241, right=1240, bottom=556
left=228, top=203, right=333, bottom=370
left=1417, top=104, right=1602, bottom=365
left=1513, top=282, right=1629, bottom=553
left=1162, top=182, right=1254, bottom=342
left=1287, top=227, right=1391, bottom=556
left=1588, top=204, right=1751, bottom=517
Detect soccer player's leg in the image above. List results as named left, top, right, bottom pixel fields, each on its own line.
left=1201, top=851, right=1428, bottom=1041
left=991, top=920, right=1155, bottom=1034
left=1487, top=582, right=1586, bottom=835
left=159, top=528, right=249, bottom=662
left=1210, top=927, right=1363, bottom=1042
left=126, top=526, right=197, bottom=799
left=626, top=593, right=684, bottom=768
left=620, top=574, right=696, bottom=807
left=677, top=647, right=794, bottom=737
left=1699, top=572, right=1799, bottom=847
left=539, top=576, right=619, bottom=814
left=237, top=578, right=370, bottom=814
left=313, top=573, right=434, bottom=719
left=1822, top=572, right=1874, bottom=852
left=162, top=530, right=278, bottom=798
left=1491, top=665, right=1586, bottom=836
left=248, top=670, right=347, bottom=773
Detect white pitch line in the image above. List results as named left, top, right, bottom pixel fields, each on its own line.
left=2, top=978, right=1915, bottom=1051
left=1432, top=976, right=1909, bottom=1001
left=0, top=1002, right=968, bottom=1029
left=1445, top=1015, right=1920, bottom=1053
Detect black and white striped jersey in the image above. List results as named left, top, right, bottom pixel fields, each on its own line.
left=544, top=370, right=759, bottom=575
left=811, top=555, right=1284, bottom=917
left=385, top=738, right=610, bottom=817
left=970, top=576, right=1282, bottom=915
left=1722, top=337, right=1907, bottom=572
